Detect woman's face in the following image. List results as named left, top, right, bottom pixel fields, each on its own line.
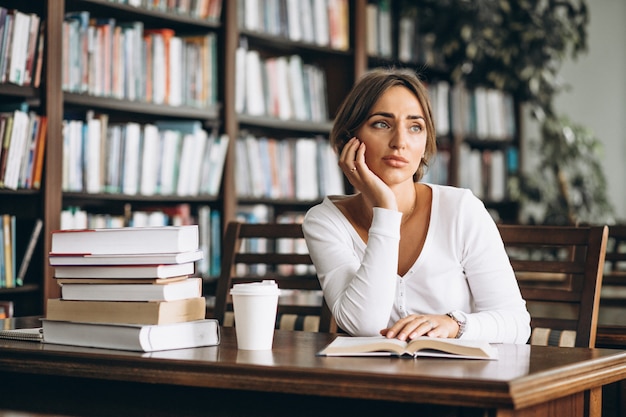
left=354, top=85, right=427, bottom=186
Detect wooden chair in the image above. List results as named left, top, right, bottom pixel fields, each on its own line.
left=594, top=226, right=626, bottom=417
left=213, top=221, right=338, bottom=333
left=497, top=224, right=608, bottom=348
left=596, top=224, right=626, bottom=348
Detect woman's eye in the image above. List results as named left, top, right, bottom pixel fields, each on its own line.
left=410, top=124, right=423, bottom=133
left=372, top=121, right=389, bottom=129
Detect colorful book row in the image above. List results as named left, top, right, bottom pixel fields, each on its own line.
left=113, top=0, right=223, bottom=22
left=0, top=109, right=47, bottom=191
left=235, top=134, right=344, bottom=201
left=62, top=114, right=229, bottom=197
left=63, top=11, right=218, bottom=108
left=235, top=45, right=329, bottom=123
left=0, top=216, right=42, bottom=289
left=0, top=7, right=44, bottom=87
left=239, top=0, right=349, bottom=51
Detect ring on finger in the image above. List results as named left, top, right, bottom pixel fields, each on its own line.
left=350, top=167, right=357, bottom=173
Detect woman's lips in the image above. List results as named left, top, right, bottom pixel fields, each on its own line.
left=383, top=155, right=409, bottom=167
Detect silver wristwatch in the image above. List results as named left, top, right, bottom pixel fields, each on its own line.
left=447, top=311, right=467, bottom=339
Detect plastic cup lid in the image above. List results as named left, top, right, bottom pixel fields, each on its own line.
left=230, top=280, right=281, bottom=296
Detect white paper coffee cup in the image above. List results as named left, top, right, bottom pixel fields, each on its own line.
left=230, top=280, right=281, bottom=350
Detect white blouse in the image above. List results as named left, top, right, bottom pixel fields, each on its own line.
left=302, top=183, right=531, bottom=344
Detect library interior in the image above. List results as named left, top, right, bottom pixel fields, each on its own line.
left=0, top=1, right=625, bottom=417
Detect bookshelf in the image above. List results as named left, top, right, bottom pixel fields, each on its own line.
left=0, top=0, right=522, bottom=316
left=364, top=0, right=522, bottom=223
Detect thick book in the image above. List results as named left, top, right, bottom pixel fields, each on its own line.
left=318, top=336, right=498, bottom=360
left=46, top=297, right=206, bottom=325
left=53, top=262, right=195, bottom=279
left=60, top=277, right=202, bottom=302
left=42, top=319, right=220, bottom=352
left=48, top=249, right=203, bottom=266
left=50, top=225, right=199, bottom=255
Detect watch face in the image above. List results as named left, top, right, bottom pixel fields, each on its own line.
left=450, top=311, right=465, bottom=323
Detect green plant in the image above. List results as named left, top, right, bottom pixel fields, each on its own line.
left=415, top=0, right=614, bottom=224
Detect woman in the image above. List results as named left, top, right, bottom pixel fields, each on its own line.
left=302, top=68, right=530, bottom=344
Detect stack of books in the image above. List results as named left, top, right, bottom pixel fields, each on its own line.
left=43, top=225, right=220, bottom=352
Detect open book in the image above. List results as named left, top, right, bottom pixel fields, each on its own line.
left=318, top=336, right=498, bottom=360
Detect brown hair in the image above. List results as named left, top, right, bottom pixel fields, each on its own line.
left=330, top=67, right=437, bottom=182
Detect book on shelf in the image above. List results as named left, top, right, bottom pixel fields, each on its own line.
left=53, top=261, right=195, bottom=279
left=50, top=225, right=199, bottom=255
left=2, top=214, right=14, bottom=288
left=42, top=318, right=220, bottom=352
left=49, top=249, right=204, bottom=266
left=318, top=336, right=498, bottom=360
left=16, top=218, right=42, bottom=286
left=60, top=276, right=202, bottom=302
left=46, top=297, right=206, bottom=325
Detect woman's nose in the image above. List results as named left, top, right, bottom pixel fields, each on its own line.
left=389, top=128, right=407, bottom=149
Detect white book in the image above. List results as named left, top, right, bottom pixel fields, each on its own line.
left=105, top=125, right=122, bottom=193
left=235, top=137, right=251, bottom=197
left=60, top=277, right=202, bottom=301
left=49, top=249, right=204, bottom=266
left=377, top=0, right=392, bottom=57
left=3, top=110, right=30, bottom=190
left=288, top=55, right=308, bottom=121
left=300, top=0, right=315, bottom=43
left=187, top=130, right=208, bottom=196
left=8, top=10, right=30, bottom=85
left=150, top=32, right=166, bottom=104
left=205, top=133, right=229, bottom=197
left=85, top=117, right=102, bottom=193
left=275, top=56, right=293, bottom=120
left=234, top=42, right=247, bottom=114
left=244, top=134, right=266, bottom=198
left=121, top=122, right=141, bottom=195
left=489, top=150, right=506, bottom=201
left=50, top=225, right=199, bottom=255
left=286, top=0, right=302, bottom=42
left=54, top=262, right=196, bottom=279
left=168, top=35, right=183, bottom=106
left=244, top=0, right=260, bottom=31
left=139, top=124, right=160, bottom=195
left=42, top=318, right=220, bottom=352
left=158, top=129, right=181, bottom=195
left=312, top=0, right=329, bottom=47
left=318, top=139, right=344, bottom=196
left=295, top=138, right=319, bottom=201
left=244, top=49, right=265, bottom=116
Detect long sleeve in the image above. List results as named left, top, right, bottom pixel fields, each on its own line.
left=303, top=200, right=402, bottom=336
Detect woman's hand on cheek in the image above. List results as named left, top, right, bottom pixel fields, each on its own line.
left=339, top=138, right=396, bottom=210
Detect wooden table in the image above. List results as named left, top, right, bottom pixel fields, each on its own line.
left=1, top=317, right=626, bottom=417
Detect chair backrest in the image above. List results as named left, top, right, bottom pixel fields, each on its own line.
left=596, top=224, right=626, bottom=348
left=213, top=221, right=338, bottom=333
left=497, top=224, right=608, bottom=348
